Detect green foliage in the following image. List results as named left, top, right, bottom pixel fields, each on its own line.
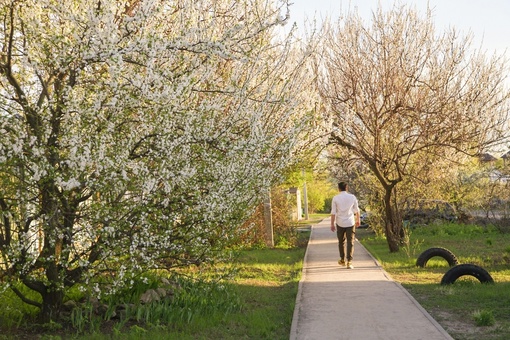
left=69, top=302, right=104, bottom=334
left=473, top=309, right=495, bottom=327
left=0, top=282, right=40, bottom=330
left=282, top=169, right=308, bottom=188
left=411, top=222, right=497, bottom=237
left=306, top=179, right=337, bottom=213
left=401, top=224, right=424, bottom=259
left=274, top=235, right=295, bottom=249
left=41, top=320, right=63, bottom=332
left=40, top=336, right=62, bottom=340
left=105, top=275, right=242, bottom=329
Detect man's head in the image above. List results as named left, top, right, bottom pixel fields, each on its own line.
left=338, top=181, right=348, bottom=191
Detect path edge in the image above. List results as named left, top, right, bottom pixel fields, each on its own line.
left=289, top=221, right=317, bottom=340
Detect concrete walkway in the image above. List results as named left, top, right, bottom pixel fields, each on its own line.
left=290, top=219, right=453, bottom=340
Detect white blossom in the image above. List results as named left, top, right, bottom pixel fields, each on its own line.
left=0, top=0, right=323, bottom=315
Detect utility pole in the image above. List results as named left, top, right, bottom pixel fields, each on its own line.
left=263, top=190, right=274, bottom=247
left=302, top=169, right=309, bottom=220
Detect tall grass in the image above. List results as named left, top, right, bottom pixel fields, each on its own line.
left=357, top=222, right=510, bottom=340
left=0, top=282, right=40, bottom=331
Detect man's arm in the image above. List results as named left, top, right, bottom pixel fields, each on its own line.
left=353, top=198, right=361, bottom=227
left=330, top=214, right=336, bottom=232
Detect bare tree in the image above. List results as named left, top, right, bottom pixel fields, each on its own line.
left=317, top=4, right=510, bottom=252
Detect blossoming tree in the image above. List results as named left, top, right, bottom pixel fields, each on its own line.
left=0, top=0, right=320, bottom=321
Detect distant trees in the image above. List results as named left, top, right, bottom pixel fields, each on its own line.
left=317, top=4, right=510, bottom=251
left=0, top=0, right=321, bottom=321
left=306, top=177, right=337, bottom=213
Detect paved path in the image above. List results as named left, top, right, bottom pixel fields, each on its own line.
left=290, top=219, right=453, bottom=340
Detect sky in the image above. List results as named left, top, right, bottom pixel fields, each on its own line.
left=286, top=0, right=510, bottom=57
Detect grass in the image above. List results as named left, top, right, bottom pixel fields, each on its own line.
left=5, top=215, right=510, bottom=340
left=473, top=309, right=495, bottom=327
left=292, top=213, right=328, bottom=227
left=357, top=222, right=510, bottom=340
left=0, top=223, right=313, bottom=340
left=160, top=247, right=308, bottom=340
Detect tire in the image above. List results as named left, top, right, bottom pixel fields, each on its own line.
left=415, top=247, right=459, bottom=268
left=441, top=264, right=494, bottom=285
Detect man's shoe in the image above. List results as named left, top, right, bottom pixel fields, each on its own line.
left=338, top=259, right=345, bottom=266
left=347, top=262, right=354, bottom=269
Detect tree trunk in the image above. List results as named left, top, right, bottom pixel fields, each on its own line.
left=383, top=187, right=402, bottom=252
left=40, top=288, right=64, bottom=323
left=384, top=223, right=399, bottom=252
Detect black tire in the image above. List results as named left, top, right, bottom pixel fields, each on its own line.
left=441, top=264, right=494, bottom=285
left=415, top=247, right=459, bottom=268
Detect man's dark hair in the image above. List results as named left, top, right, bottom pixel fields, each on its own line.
left=338, top=181, right=348, bottom=191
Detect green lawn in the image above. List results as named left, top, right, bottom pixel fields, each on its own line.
left=357, top=223, right=510, bottom=340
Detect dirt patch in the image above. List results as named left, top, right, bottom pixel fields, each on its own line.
left=431, top=309, right=501, bottom=340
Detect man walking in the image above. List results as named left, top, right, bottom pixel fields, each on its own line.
left=330, top=181, right=360, bottom=269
